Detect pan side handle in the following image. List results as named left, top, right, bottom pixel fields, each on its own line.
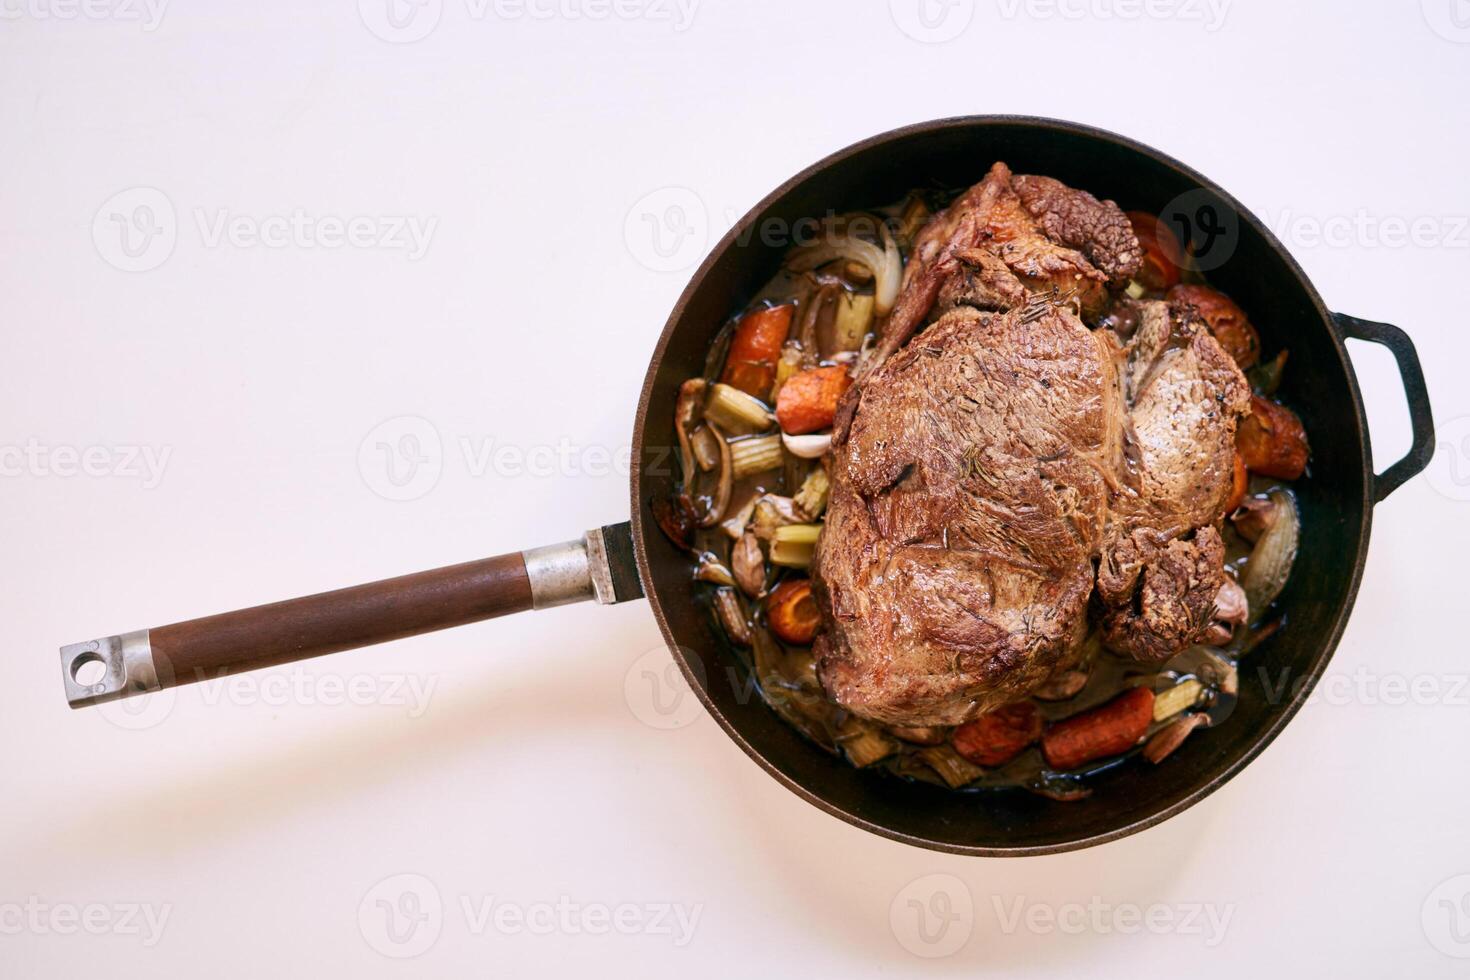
left=58, top=522, right=643, bottom=709
left=1333, top=312, right=1436, bottom=504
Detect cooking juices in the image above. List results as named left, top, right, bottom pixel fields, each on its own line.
left=656, top=181, right=1306, bottom=801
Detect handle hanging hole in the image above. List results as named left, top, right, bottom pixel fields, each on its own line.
left=71, top=652, right=107, bottom=686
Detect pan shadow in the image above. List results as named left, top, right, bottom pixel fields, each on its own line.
left=734, top=776, right=1219, bottom=973
left=20, top=617, right=1215, bottom=972
left=19, top=622, right=655, bottom=868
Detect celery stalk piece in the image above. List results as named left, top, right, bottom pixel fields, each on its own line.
left=1153, top=678, right=1203, bottom=722
left=705, top=383, right=773, bottom=434
left=769, top=539, right=815, bottom=568
left=729, top=434, right=783, bottom=479
left=917, top=746, right=985, bottom=789
left=772, top=523, right=822, bottom=546
left=840, top=722, right=898, bottom=767
left=831, top=292, right=874, bottom=352
left=794, top=467, right=830, bottom=519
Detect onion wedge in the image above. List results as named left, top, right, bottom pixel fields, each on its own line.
left=788, top=224, right=901, bottom=316
left=1241, top=490, right=1299, bottom=621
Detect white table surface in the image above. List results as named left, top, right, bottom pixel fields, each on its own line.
left=4, top=1, right=1469, bottom=975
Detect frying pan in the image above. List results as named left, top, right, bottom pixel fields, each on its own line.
left=58, top=117, right=1435, bottom=855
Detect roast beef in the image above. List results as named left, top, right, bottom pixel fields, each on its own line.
left=811, top=163, right=1249, bottom=728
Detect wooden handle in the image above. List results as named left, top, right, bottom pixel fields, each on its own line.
left=59, top=524, right=645, bottom=708
left=149, top=553, right=532, bottom=687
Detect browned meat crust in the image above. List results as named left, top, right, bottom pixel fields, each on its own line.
left=811, top=165, right=1247, bottom=727
left=1012, top=173, right=1140, bottom=287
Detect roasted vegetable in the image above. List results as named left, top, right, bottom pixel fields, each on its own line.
left=1201, top=623, right=1231, bottom=650
left=1231, top=494, right=1278, bottom=543
left=1152, top=678, right=1203, bottom=722
left=1224, top=452, right=1248, bottom=515
left=704, top=383, right=773, bottom=434
left=721, top=305, right=794, bottom=397
left=917, top=746, right=986, bottom=789
left=1215, top=578, right=1248, bottom=629
left=1143, top=713, right=1209, bottom=764
left=767, top=578, right=821, bottom=645
left=732, top=532, right=766, bottom=598
left=750, top=628, right=834, bottom=750
left=797, top=283, right=838, bottom=367
left=788, top=224, right=901, bottom=316
left=719, top=488, right=761, bottom=540
left=730, top=433, right=783, bottom=479
left=772, top=342, right=803, bottom=399
left=952, top=702, right=1043, bottom=767
left=1168, top=284, right=1261, bottom=369
left=750, top=495, right=803, bottom=541
left=775, top=365, right=852, bottom=435
left=838, top=718, right=898, bottom=767
left=890, top=726, right=947, bottom=746
left=1237, top=395, right=1309, bottom=479
left=769, top=523, right=821, bottom=568
left=712, top=587, right=752, bottom=646
left=652, top=492, right=697, bottom=551
left=774, top=523, right=823, bottom=546
left=896, top=195, right=932, bottom=249
left=1241, top=490, right=1299, bottom=620
left=696, top=421, right=733, bottom=527
left=1041, top=687, right=1155, bottom=771
left=673, top=378, right=707, bottom=490
left=829, top=291, right=875, bottom=353
left=1248, top=349, right=1289, bottom=396
left=1032, top=669, right=1090, bottom=702
left=1189, top=645, right=1239, bottom=696
left=1204, top=576, right=1247, bottom=645
left=794, top=465, right=830, bottom=519
left=689, top=425, right=721, bottom=472
left=1126, top=211, right=1184, bottom=291
left=781, top=431, right=831, bottom=459
left=693, top=552, right=736, bottom=588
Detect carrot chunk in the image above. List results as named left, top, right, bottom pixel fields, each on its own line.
left=1168, top=283, right=1261, bottom=369
left=1126, top=211, right=1183, bottom=292
left=767, top=578, right=820, bottom=645
left=1236, top=395, right=1309, bottom=480
left=952, top=702, right=1043, bottom=767
left=775, top=366, right=851, bottom=435
left=1041, top=687, right=1155, bottom=771
left=1224, top=452, right=1248, bottom=515
left=721, top=305, right=793, bottom=398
